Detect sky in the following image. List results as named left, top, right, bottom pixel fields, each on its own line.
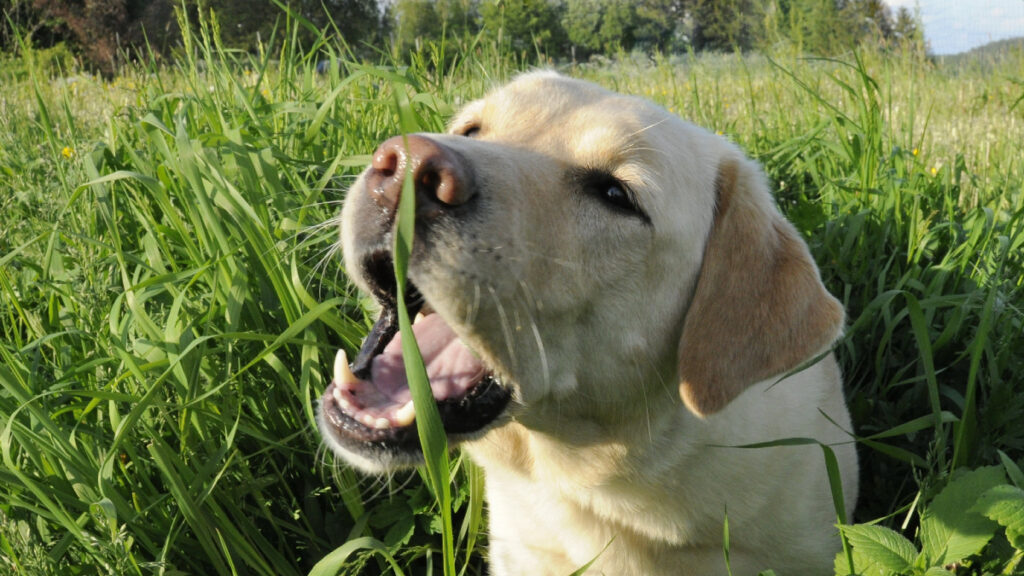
left=884, top=0, right=1024, bottom=54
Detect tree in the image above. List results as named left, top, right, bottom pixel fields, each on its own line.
left=198, top=0, right=382, bottom=55
left=29, top=0, right=131, bottom=77
left=2, top=0, right=42, bottom=53
left=392, top=0, right=442, bottom=54
left=327, top=0, right=384, bottom=52
left=5, top=0, right=385, bottom=75
left=562, top=0, right=604, bottom=55
left=692, top=0, right=756, bottom=52
left=562, top=0, right=639, bottom=57
left=773, top=0, right=856, bottom=56
left=892, top=6, right=923, bottom=51
left=599, top=0, right=637, bottom=52
left=632, top=0, right=689, bottom=53
left=435, top=0, right=479, bottom=38
left=479, top=0, right=567, bottom=59
left=842, top=0, right=893, bottom=46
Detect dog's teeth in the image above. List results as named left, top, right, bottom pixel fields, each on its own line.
left=373, top=417, right=391, bottom=430
left=393, top=401, right=416, bottom=426
left=332, top=385, right=353, bottom=411
left=333, top=349, right=347, bottom=386
left=334, top=349, right=358, bottom=388
left=415, top=311, right=427, bottom=323
left=358, top=413, right=378, bottom=428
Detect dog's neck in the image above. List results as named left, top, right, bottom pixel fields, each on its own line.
left=465, top=380, right=689, bottom=485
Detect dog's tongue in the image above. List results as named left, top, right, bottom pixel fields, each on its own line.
left=332, top=313, right=488, bottom=429
left=370, top=313, right=486, bottom=405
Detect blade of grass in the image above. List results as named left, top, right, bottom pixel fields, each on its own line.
left=307, top=536, right=406, bottom=576
left=905, top=293, right=946, bottom=471
left=723, top=437, right=855, bottom=572
left=392, top=86, right=456, bottom=576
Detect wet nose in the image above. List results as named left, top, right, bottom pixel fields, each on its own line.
left=366, top=134, right=473, bottom=218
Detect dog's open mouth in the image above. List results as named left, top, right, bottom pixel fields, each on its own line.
left=320, top=252, right=512, bottom=454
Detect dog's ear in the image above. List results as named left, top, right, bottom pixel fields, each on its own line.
left=678, top=156, right=844, bottom=416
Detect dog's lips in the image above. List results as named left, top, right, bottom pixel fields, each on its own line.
left=321, top=301, right=512, bottom=445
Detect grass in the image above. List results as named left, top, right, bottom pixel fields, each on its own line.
left=1, top=13, right=1023, bottom=576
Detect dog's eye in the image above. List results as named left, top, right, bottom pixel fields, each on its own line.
left=459, top=124, right=481, bottom=138
left=600, top=182, right=634, bottom=211
left=582, top=173, right=647, bottom=221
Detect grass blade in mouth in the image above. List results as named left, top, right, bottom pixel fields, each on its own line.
left=392, top=85, right=457, bottom=576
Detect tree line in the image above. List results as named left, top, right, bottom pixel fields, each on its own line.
left=1, top=0, right=922, bottom=76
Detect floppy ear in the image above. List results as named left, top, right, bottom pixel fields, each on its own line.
left=678, top=156, right=845, bottom=416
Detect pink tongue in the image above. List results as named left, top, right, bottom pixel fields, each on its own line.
left=369, top=314, right=486, bottom=405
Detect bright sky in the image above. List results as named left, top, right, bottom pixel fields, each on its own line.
left=884, top=0, right=1024, bottom=54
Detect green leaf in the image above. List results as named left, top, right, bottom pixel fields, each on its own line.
left=860, top=412, right=959, bottom=442
left=970, top=484, right=1024, bottom=551
left=919, top=466, right=1004, bottom=564
left=307, top=536, right=405, bottom=576
left=382, top=514, right=416, bottom=548
left=839, top=524, right=918, bottom=573
left=998, top=450, right=1024, bottom=489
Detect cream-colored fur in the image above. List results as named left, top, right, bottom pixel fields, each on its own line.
left=334, top=71, right=858, bottom=575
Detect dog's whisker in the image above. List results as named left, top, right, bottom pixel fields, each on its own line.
left=486, top=284, right=517, bottom=367
left=306, top=243, right=344, bottom=290
left=630, top=117, right=672, bottom=139
left=465, top=281, right=481, bottom=329
left=515, top=279, right=551, bottom=391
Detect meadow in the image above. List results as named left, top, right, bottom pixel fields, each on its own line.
left=1, top=16, right=1023, bottom=576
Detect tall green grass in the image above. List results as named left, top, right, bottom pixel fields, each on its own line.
left=1, top=12, right=1023, bottom=576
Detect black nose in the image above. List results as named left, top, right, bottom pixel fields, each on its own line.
left=366, top=134, right=474, bottom=219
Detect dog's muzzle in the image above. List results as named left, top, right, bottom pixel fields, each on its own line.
left=319, top=135, right=511, bottom=465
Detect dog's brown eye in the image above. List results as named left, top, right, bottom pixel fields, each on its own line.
left=601, top=183, right=633, bottom=211
left=574, top=168, right=648, bottom=222
left=460, top=125, right=481, bottom=138
left=591, top=177, right=647, bottom=220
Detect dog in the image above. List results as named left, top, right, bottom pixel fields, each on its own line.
left=318, top=71, right=858, bottom=575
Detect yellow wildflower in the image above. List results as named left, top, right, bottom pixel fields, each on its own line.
left=61, top=146, right=74, bottom=159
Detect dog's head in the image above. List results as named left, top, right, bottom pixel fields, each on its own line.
left=318, top=71, right=843, bottom=471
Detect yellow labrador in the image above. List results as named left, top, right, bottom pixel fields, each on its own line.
left=319, top=71, right=858, bottom=575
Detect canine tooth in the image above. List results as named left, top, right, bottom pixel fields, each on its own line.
left=393, top=401, right=416, bottom=426
left=373, top=417, right=391, bottom=430
left=334, top=349, right=358, bottom=387
left=415, top=311, right=427, bottom=323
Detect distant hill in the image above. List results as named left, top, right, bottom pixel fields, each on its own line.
left=937, top=36, right=1024, bottom=68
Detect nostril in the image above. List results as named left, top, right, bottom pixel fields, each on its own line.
left=417, top=166, right=442, bottom=199
left=431, top=167, right=461, bottom=207
left=372, top=146, right=400, bottom=177
left=365, top=134, right=473, bottom=217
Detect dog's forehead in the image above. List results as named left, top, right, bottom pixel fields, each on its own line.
left=462, top=73, right=676, bottom=165
left=447, top=73, right=722, bottom=227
